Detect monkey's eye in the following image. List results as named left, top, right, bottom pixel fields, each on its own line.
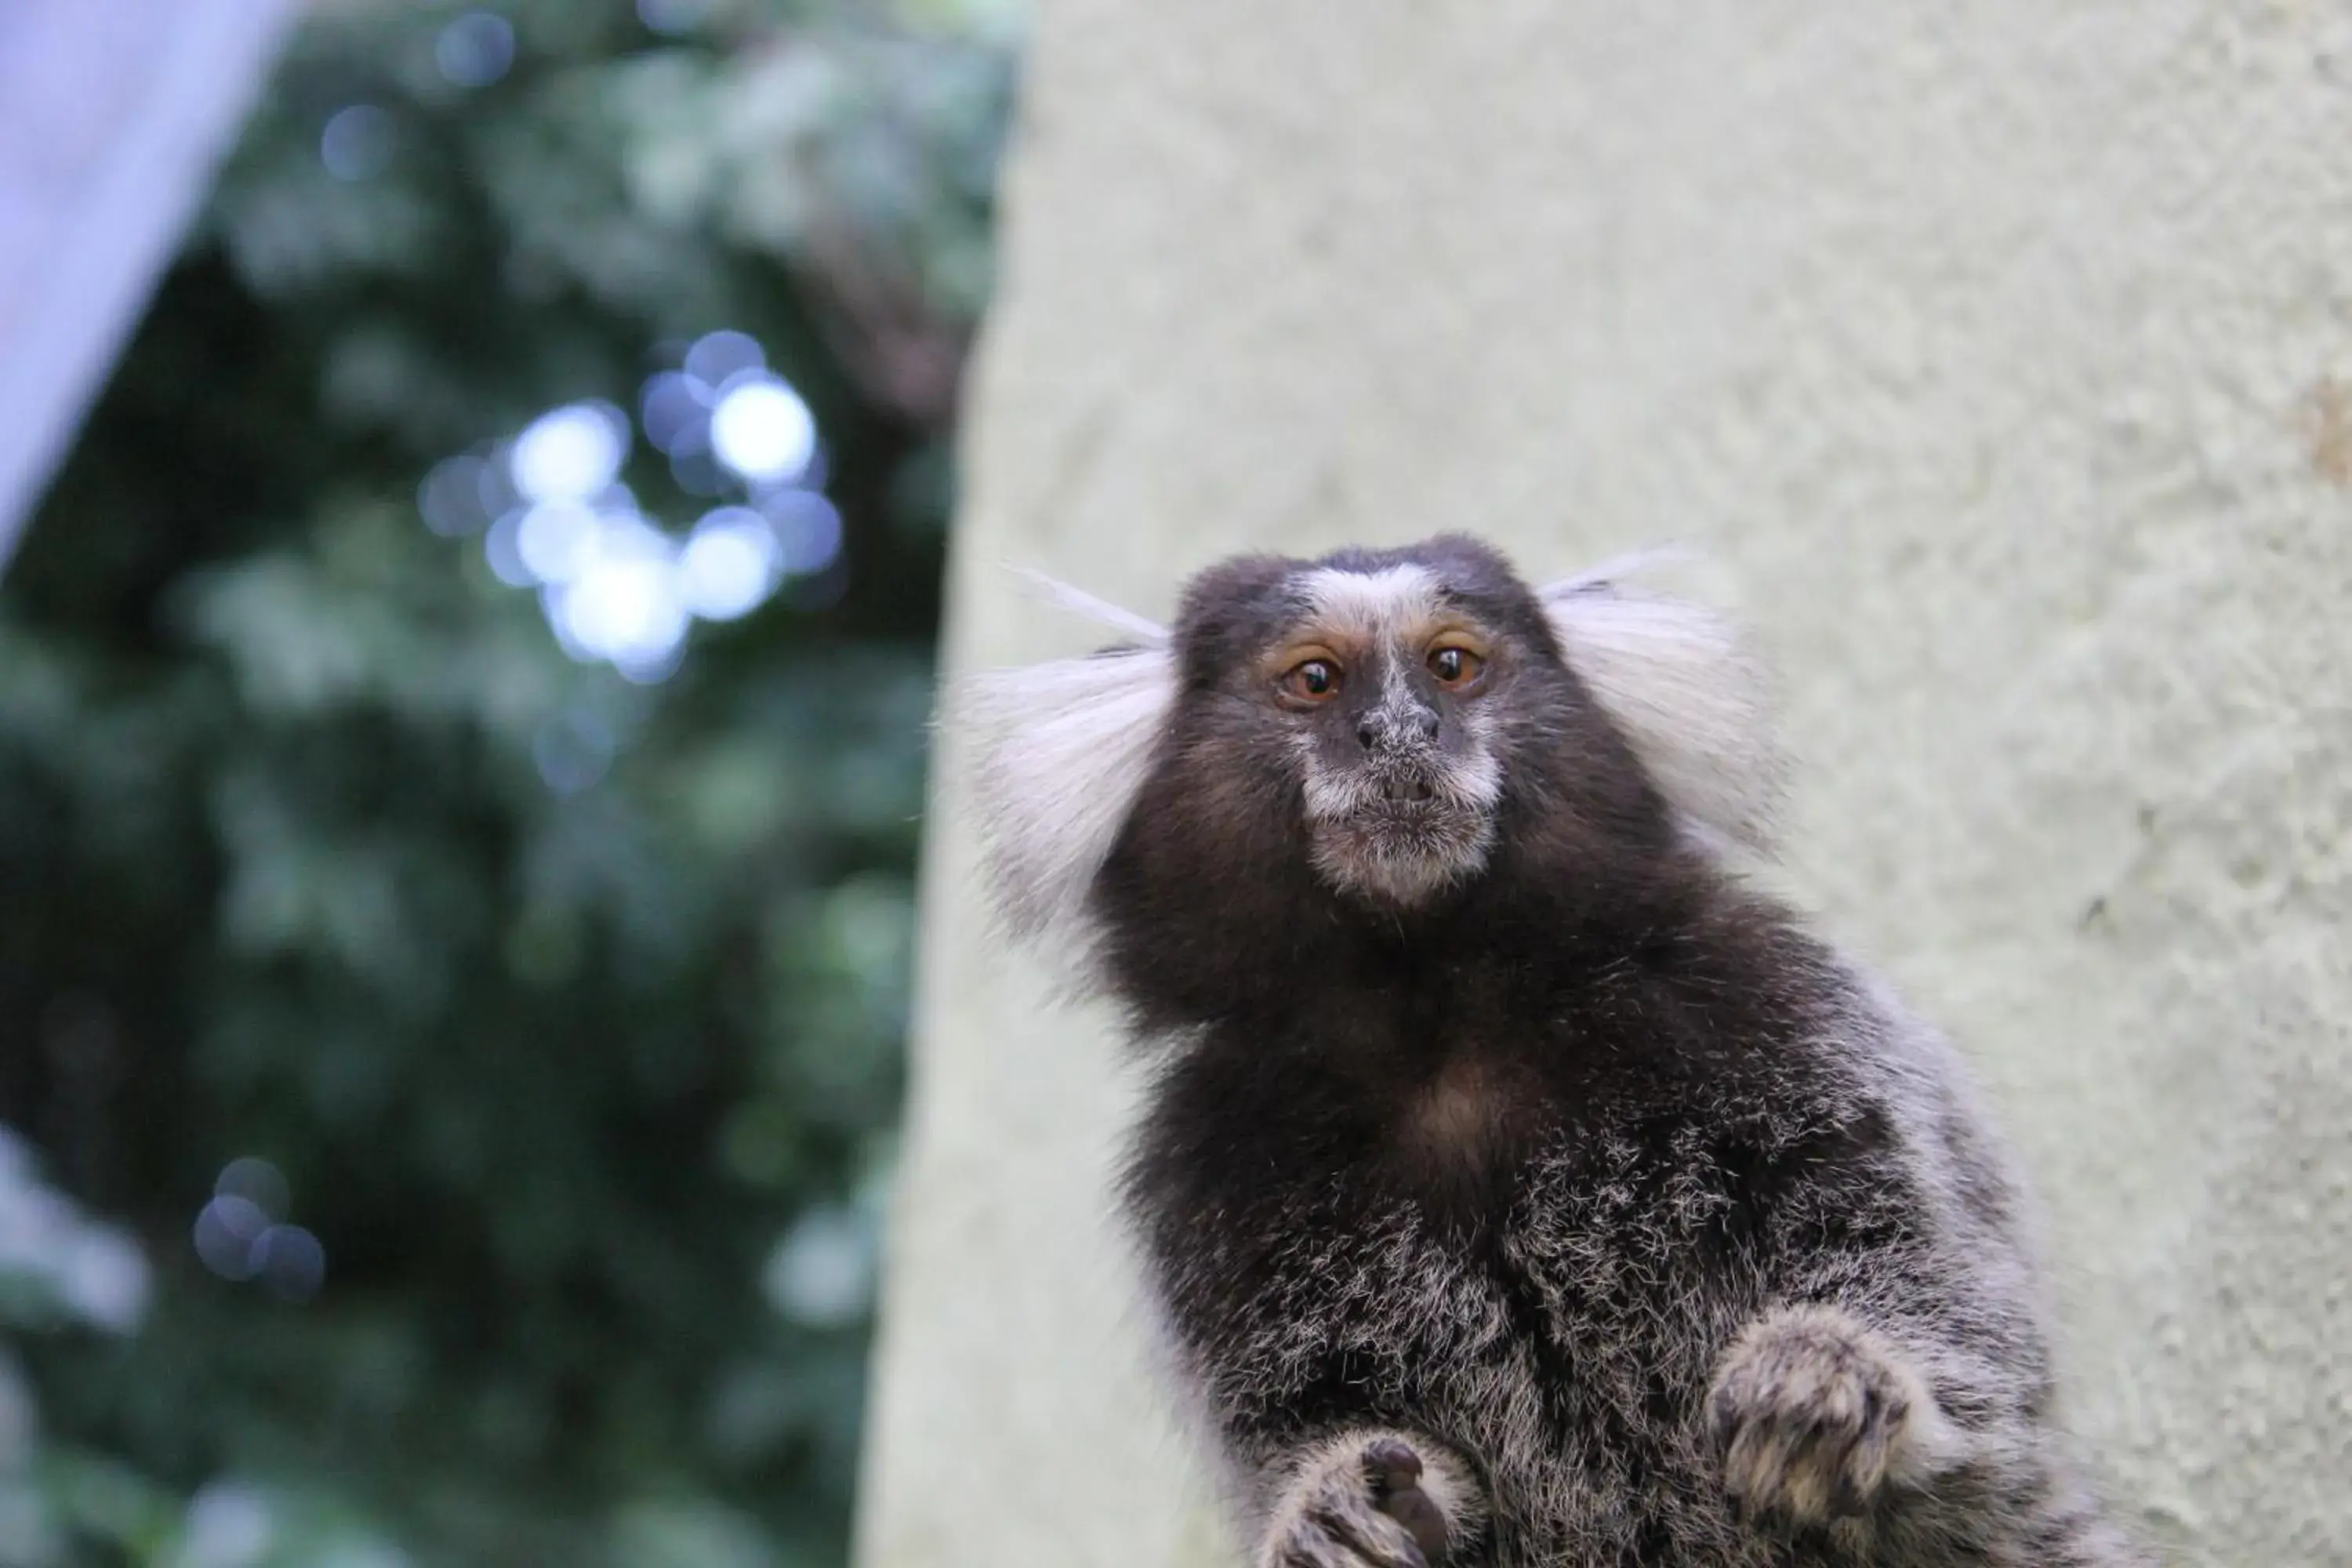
left=1282, top=659, right=1342, bottom=702
left=1428, top=645, right=1486, bottom=688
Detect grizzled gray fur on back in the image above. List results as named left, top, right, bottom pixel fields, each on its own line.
left=949, top=535, right=2150, bottom=1567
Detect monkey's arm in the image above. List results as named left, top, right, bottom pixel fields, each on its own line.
left=1251, top=1428, right=1486, bottom=1568
left=1700, top=1131, right=2147, bottom=1563
left=1703, top=1284, right=2152, bottom=1568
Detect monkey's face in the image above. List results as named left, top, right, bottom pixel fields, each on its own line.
left=1255, top=564, right=1512, bottom=906
left=1146, top=539, right=1596, bottom=913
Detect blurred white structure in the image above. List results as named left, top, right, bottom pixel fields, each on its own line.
left=0, top=0, right=292, bottom=569
left=865, top=4, right=2352, bottom=1566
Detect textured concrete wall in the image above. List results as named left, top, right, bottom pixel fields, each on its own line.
left=857, top=5, right=2352, bottom=1565
left=0, top=0, right=292, bottom=564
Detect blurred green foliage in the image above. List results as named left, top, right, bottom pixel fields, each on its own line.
left=0, top=2, right=1016, bottom=1563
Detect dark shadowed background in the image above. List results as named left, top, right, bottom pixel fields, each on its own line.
left=0, top=2, right=1015, bottom=1563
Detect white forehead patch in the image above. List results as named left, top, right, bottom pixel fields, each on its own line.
left=1298, top=564, right=1443, bottom=647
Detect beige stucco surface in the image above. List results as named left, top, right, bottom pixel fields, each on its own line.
left=856, top=5, right=2352, bottom=1565
left=0, top=0, right=292, bottom=560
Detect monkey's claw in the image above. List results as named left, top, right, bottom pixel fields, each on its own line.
left=1706, top=1304, right=1938, bottom=1526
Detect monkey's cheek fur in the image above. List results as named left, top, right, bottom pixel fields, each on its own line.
left=1706, top=1304, right=1951, bottom=1526
left=1306, top=807, right=1497, bottom=909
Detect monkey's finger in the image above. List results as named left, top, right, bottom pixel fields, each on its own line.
left=1360, top=1437, right=1424, bottom=1495
left=1375, top=1483, right=1450, bottom=1563
left=1305, top=1500, right=1429, bottom=1568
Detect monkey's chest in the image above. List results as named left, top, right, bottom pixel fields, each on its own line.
left=1400, top=1054, right=1526, bottom=1170
left=1156, top=1151, right=1749, bottom=1566
left=1156, top=1121, right=1740, bottom=1434
left=1125, top=1037, right=1802, bottom=1454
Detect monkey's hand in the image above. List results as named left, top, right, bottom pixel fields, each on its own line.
left=1259, top=1431, right=1475, bottom=1568
left=1707, top=1303, right=1950, bottom=1526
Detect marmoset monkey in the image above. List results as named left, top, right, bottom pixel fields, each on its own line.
left=949, top=535, right=2148, bottom=1567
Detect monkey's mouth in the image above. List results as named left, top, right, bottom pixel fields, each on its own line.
left=1309, top=775, right=1495, bottom=906
left=1297, top=751, right=1501, bottom=906
left=1346, top=799, right=1478, bottom=840
left=1357, top=757, right=1448, bottom=809
left=1374, top=774, right=1437, bottom=807
left=1322, top=761, right=1481, bottom=838
left=1310, top=804, right=1494, bottom=906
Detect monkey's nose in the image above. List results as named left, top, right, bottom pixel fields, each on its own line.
left=1358, top=709, right=1440, bottom=750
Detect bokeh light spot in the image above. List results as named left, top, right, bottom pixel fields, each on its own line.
left=761, top=1207, right=873, bottom=1329
left=515, top=500, right=602, bottom=585
left=253, top=1225, right=327, bottom=1303
left=710, top=378, right=815, bottom=485
left=638, top=371, right=710, bottom=456
left=681, top=329, right=764, bottom=394
left=763, top=490, right=844, bottom=575
left=482, top=510, right=535, bottom=587
left=435, top=12, right=516, bottom=88
left=417, top=455, right=492, bottom=535
left=61, top=1229, right=149, bottom=1334
left=680, top=508, right=783, bottom=621
left=554, top=545, right=688, bottom=671
left=181, top=1482, right=274, bottom=1568
left=194, top=1195, right=269, bottom=1281
left=511, top=403, right=628, bottom=504
left=320, top=105, right=394, bottom=181
left=214, top=1157, right=289, bottom=1221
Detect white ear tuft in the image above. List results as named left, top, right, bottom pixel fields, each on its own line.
left=1537, top=556, right=1783, bottom=855
left=1004, top=564, right=1171, bottom=647
left=948, top=648, right=1176, bottom=949
left=944, top=573, right=1177, bottom=955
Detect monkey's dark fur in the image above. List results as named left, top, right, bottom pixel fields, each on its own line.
left=955, top=536, right=2147, bottom=1567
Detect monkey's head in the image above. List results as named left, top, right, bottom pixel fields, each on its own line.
left=952, top=535, right=1780, bottom=996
